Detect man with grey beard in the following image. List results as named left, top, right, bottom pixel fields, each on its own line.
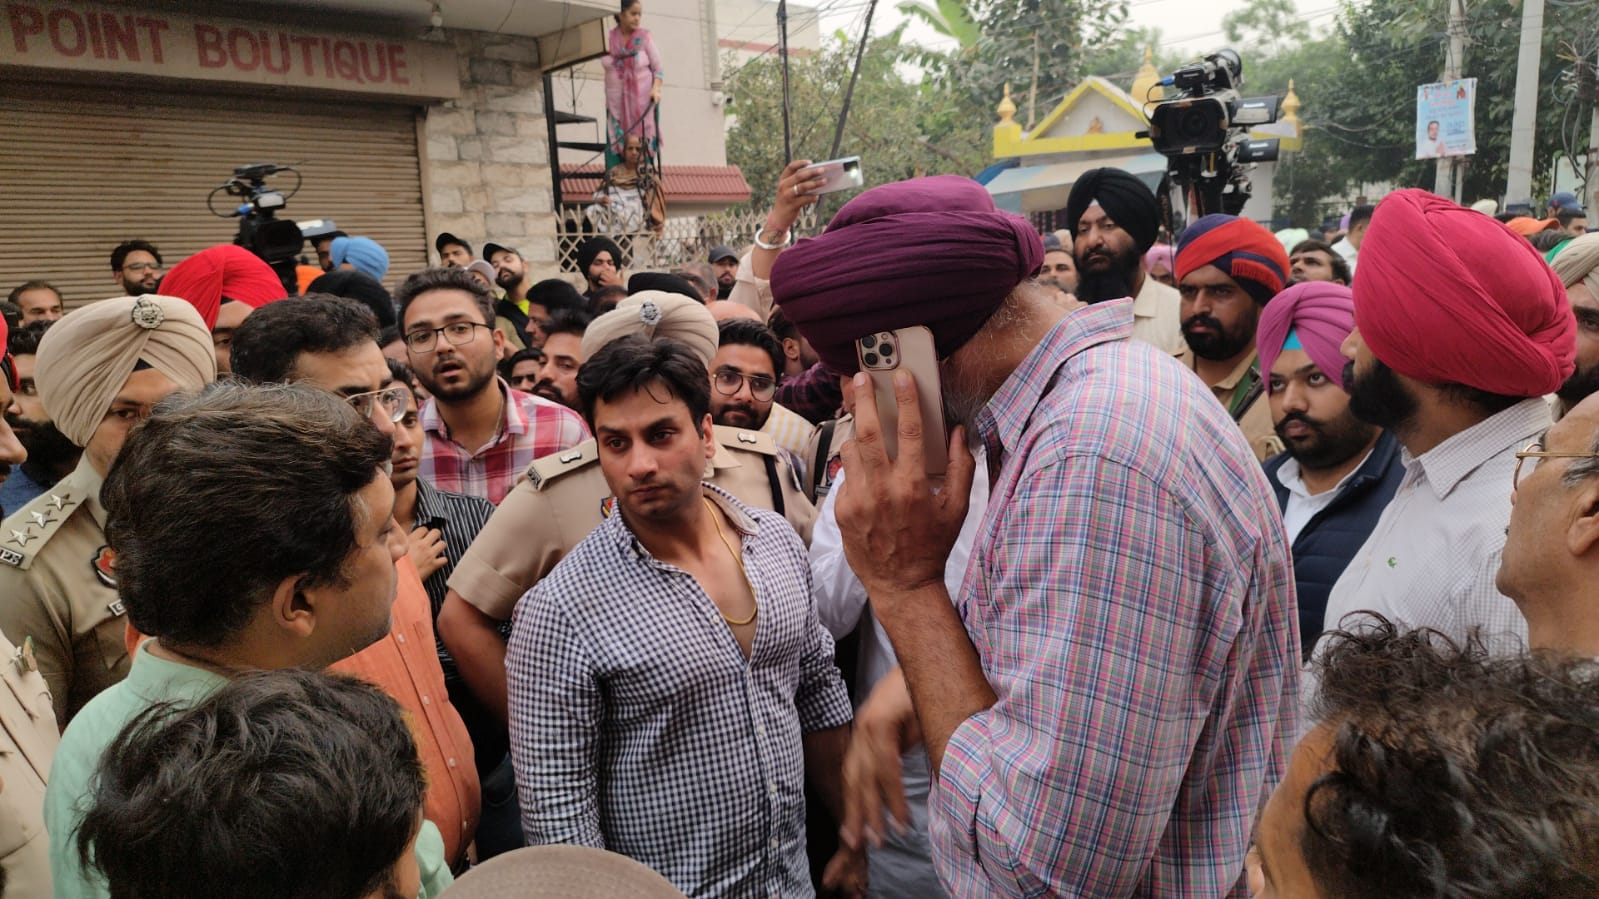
left=770, top=175, right=1298, bottom=895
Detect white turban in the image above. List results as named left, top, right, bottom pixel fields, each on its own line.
left=36, top=295, right=216, bottom=447
left=1550, top=233, right=1599, bottom=303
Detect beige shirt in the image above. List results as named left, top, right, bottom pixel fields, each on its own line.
left=0, top=630, right=58, bottom=898
left=447, top=426, right=816, bottom=620
left=0, top=460, right=126, bottom=728
left=1177, top=348, right=1282, bottom=462
left=1131, top=275, right=1186, bottom=356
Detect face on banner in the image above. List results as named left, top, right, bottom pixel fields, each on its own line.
left=1415, top=79, right=1476, bottom=161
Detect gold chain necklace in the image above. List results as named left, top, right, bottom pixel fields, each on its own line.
left=703, top=497, right=757, bottom=626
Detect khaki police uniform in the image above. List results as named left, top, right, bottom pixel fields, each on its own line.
left=1177, top=347, right=1282, bottom=462
left=0, top=631, right=57, bottom=896
left=0, top=460, right=125, bottom=729
left=802, top=414, right=855, bottom=503
left=449, top=426, right=816, bottom=621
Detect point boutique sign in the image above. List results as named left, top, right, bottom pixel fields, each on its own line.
left=2, top=0, right=460, bottom=100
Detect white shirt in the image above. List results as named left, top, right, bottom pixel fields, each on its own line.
left=811, top=453, right=990, bottom=691
left=808, top=456, right=988, bottom=898
left=1277, top=451, right=1371, bottom=544
left=1316, top=398, right=1549, bottom=647
left=1330, top=237, right=1359, bottom=274
left=1131, top=274, right=1186, bottom=356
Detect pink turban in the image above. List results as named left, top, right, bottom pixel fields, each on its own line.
left=159, top=245, right=288, bottom=329
left=1355, top=189, right=1574, bottom=397
left=1257, top=282, right=1355, bottom=385
left=1144, top=244, right=1175, bottom=273
left=769, top=175, right=1043, bottom=374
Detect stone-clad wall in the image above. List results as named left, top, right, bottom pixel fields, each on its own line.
left=422, top=31, right=557, bottom=269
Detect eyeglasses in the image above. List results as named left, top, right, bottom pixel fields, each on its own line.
left=122, top=262, right=162, bottom=273
left=1513, top=440, right=1599, bottom=489
left=346, top=386, right=411, bottom=423
left=713, top=369, right=777, bottom=402
left=404, top=321, right=490, bottom=353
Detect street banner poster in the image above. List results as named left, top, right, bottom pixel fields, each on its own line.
left=1415, top=79, right=1476, bottom=160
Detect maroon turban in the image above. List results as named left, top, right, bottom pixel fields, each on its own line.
left=1355, top=189, right=1574, bottom=397
left=1257, top=281, right=1355, bottom=385
left=159, top=245, right=287, bottom=329
left=769, top=175, right=1043, bottom=374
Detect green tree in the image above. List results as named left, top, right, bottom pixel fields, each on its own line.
left=1221, top=0, right=1310, bottom=56
left=950, top=0, right=1131, bottom=113
left=724, top=28, right=990, bottom=218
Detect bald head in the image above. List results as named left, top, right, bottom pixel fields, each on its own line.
left=707, top=301, right=761, bottom=324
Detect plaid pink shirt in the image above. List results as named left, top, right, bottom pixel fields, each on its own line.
left=419, top=381, right=589, bottom=505
left=931, top=300, right=1300, bottom=896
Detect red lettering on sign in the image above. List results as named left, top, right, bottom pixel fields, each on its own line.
left=46, top=7, right=85, bottom=56
left=102, top=13, right=138, bottom=60
left=290, top=34, right=318, bottom=76
left=388, top=43, right=409, bottom=85
left=8, top=4, right=43, bottom=53
left=135, top=17, right=167, bottom=63
left=84, top=7, right=104, bottom=58
left=226, top=27, right=257, bottom=70
left=357, top=41, right=386, bottom=82
left=261, top=31, right=289, bottom=74
left=193, top=23, right=225, bottom=67
left=332, top=39, right=361, bottom=82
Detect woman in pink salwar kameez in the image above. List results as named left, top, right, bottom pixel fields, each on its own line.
left=604, top=0, right=663, bottom=169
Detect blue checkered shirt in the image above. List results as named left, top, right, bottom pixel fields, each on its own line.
left=506, top=484, right=853, bottom=898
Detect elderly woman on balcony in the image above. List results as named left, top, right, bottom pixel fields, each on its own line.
left=588, top=133, right=666, bottom=237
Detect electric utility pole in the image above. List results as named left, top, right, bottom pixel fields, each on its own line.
left=1436, top=0, right=1468, bottom=201
left=1505, top=0, right=1544, bottom=205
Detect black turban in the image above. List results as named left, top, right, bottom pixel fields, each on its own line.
left=305, top=269, right=396, bottom=328
left=527, top=278, right=588, bottom=313
left=576, top=236, right=627, bottom=274
left=628, top=272, right=702, bottom=302
left=1064, top=168, right=1160, bottom=254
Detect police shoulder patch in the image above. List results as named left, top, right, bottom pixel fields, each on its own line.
left=523, top=439, right=599, bottom=490
left=1, top=489, right=84, bottom=570
left=714, top=425, right=776, bottom=456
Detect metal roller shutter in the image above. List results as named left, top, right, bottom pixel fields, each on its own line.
left=0, top=84, right=426, bottom=309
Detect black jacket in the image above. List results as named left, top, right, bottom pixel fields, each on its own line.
left=1264, top=430, right=1405, bottom=658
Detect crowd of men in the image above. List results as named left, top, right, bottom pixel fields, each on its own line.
left=0, top=157, right=1597, bottom=898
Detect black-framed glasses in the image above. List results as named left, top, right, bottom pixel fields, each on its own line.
left=346, top=386, right=411, bottom=423
left=121, top=262, right=162, bottom=273
left=404, top=321, right=490, bottom=353
left=713, top=368, right=776, bottom=402
left=1513, top=440, right=1599, bottom=489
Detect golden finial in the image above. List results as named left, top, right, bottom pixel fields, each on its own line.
left=1132, top=46, right=1164, bottom=108
left=997, top=83, right=1017, bottom=124
left=1282, top=78, right=1302, bottom=123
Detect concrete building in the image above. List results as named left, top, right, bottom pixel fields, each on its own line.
left=0, top=0, right=670, bottom=304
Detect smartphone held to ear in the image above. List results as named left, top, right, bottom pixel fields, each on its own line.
left=856, top=326, right=948, bottom=476
left=800, top=156, right=864, bottom=196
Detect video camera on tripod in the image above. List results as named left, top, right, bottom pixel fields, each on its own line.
left=1140, top=49, right=1282, bottom=222
left=207, top=163, right=307, bottom=294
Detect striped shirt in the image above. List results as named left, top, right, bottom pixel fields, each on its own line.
left=931, top=299, right=1300, bottom=896
left=1315, top=397, right=1547, bottom=647
left=419, top=380, right=588, bottom=505
left=507, top=485, right=852, bottom=897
